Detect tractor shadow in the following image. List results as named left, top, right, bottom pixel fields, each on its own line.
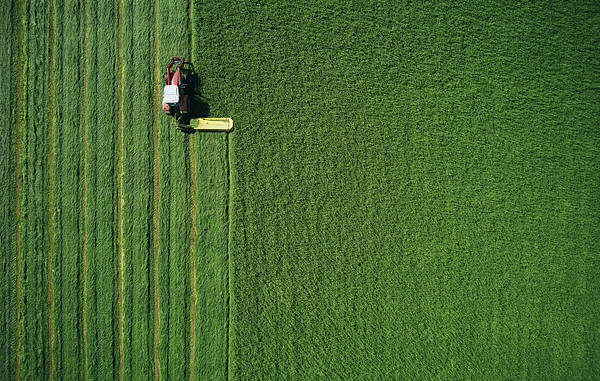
left=177, top=63, right=217, bottom=134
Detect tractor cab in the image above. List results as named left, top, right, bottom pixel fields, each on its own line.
left=162, top=85, right=180, bottom=106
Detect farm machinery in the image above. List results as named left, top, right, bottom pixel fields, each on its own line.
left=162, top=56, right=233, bottom=132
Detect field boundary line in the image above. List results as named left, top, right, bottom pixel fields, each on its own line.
left=187, top=1, right=196, bottom=380
left=152, top=0, right=160, bottom=378
left=14, top=0, right=24, bottom=378
left=81, top=0, right=89, bottom=379
left=225, top=133, right=232, bottom=381
left=47, top=0, right=56, bottom=378
left=117, top=0, right=124, bottom=379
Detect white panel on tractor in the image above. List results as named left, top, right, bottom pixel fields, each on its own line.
left=163, top=85, right=180, bottom=104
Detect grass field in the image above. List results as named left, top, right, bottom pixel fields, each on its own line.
left=2, top=0, right=600, bottom=380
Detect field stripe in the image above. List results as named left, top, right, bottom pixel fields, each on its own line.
left=117, top=0, right=125, bottom=378
left=187, top=0, right=196, bottom=379
left=188, top=138, right=196, bottom=381
left=12, top=0, right=23, bottom=378
left=81, top=0, right=89, bottom=378
left=226, top=134, right=232, bottom=381
left=18, top=2, right=52, bottom=378
left=83, top=0, right=119, bottom=378
left=120, top=0, right=156, bottom=378
left=50, top=0, right=86, bottom=377
left=152, top=0, right=160, bottom=377
left=157, top=0, right=193, bottom=378
left=46, top=0, right=55, bottom=378
left=189, top=3, right=231, bottom=378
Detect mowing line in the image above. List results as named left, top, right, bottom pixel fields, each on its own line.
left=188, top=138, right=196, bottom=381
left=187, top=1, right=196, bottom=380
left=117, top=0, right=125, bottom=379
left=47, top=0, right=56, bottom=378
left=14, top=0, right=24, bottom=378
left=152, top=0, right=160, bottom=378
left=225, top=133, right=232, bottom=381
left=81, top=0, right=89, bottom=379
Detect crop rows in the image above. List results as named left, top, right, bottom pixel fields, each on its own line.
left=2, top=0, right=231, bottom=379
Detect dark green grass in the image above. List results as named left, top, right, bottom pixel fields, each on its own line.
left=190, top=5, right=230, bottom=380
left=0, top=1, right=18, bottom=379
left=121, top=0, right=156, bottom=379
left=195, top=0, right=600, bottom=379
left=17, top=1, right=52, bottom=378
left=84, top=0, right=120, bottom=378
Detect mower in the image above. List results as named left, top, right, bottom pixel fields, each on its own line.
left=162, top=56, right=233, bottom=132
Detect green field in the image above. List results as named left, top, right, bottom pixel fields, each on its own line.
left=1, top=0, right=599, bottom=380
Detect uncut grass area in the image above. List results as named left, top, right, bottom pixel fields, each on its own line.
left=194, top=0, right=600, bottom=379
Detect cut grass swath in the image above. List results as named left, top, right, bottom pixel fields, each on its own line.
left=84, top=0, right=120, bottom=378
left=50, top=0, right=85, bottom=379
left=157, top=0, right=192, bottom=378
left=0, top=1, right=19, bottom=379
left=121, top=0, right=156, bottom=379
left=17, top=1, right=52, bottom=378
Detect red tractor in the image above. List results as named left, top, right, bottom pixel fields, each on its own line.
left=162, top=56, right=193, bottom=117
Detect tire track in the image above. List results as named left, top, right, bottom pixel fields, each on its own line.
left=117, top=0, right=125, bottom=379
left=47, top=0, right=56, bottom=378
left=14, top=0, right=24, bottom=378
left=152, top=0, right=160, bottom=378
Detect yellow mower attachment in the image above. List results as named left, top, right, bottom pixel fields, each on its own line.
left=178, top=117, right=234, bottom=132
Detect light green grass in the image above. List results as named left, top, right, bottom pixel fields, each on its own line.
left=156, top=0, right=192, bottom=379
left=121, top=0, right=156, bottom=379
left=84, top=0, right=120, bottom=378
left=193, top=0, right=600, bottom=379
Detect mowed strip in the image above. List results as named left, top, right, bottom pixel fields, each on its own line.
left=0, top=1, right=19, bottom=379
left=191, top=2, right=233, bottom=377
left=17, top=1, right=52, bottom=378
left=50, top=0, right=85, bottom=378
left=121, top=0, right=157, bottom=379
left=157, top=0, right=192, bottom=378
left=84, top=0, right=120, bottom=378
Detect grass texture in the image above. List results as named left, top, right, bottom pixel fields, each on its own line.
left=17, top=1, right=52, bottom=378
left=156, top=0, right=192, bottom=379
left=2, top=0, right=233, bottom=378
left=121, top=0, right=156, bottom=379
left=50, top=0, right=86, bottom=378
left=0, top=1, right=19, bottom=379
left=190, top=4, right=230, bottom=380
left=84, top=0, right=120, bottom=378
left=192, top=1, right=600, bottom=379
